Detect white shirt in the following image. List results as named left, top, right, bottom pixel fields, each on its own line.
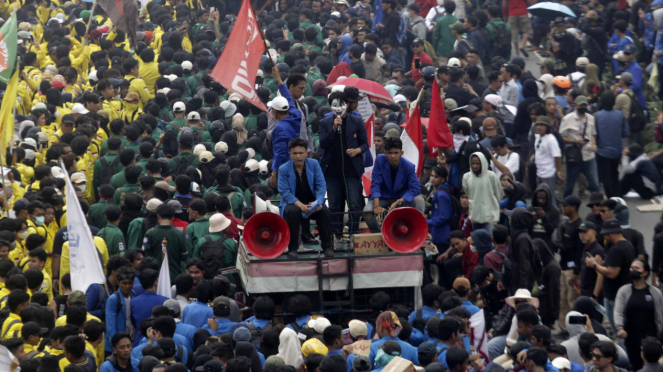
left=425, top=6, right=445, bottom=30
left=492, top=152, right=520, bottom=179
left=499, top=79, right=520, bottom=108
left=534, top=133, right=562, bottom=178
left=559, top=112, right=596, bottom=161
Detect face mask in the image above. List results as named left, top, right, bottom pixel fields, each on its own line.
left=77, top=184, right=87, bottom=193
left=35, top=216, right=45, bottom=226
left=126, top=102, right=138, bottom=111
left=577, top=107, right=588, bottom=115
left=470, top=244, right=477, bottom=253
left=630, top=269, right=642, bottom=280
left=331, top=98, right=347, bottom=117
left=18, top=231, right=28, bottom=240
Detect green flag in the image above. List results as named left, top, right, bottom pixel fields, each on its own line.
left=0, top=14, right=17, bottom=84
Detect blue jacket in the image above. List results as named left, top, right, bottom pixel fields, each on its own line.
left=176, top=321, right=197, bottom=351
left=132, top=337, right=189, bottom=364
left=427, top=183, right=453, bottom=245
left=319, top=112, right=370, bottom=177
left=407, top=305, right=440, bottom=325
left=624, top=61, right=647, bottom=107
left=286, top=315, right=310, bottom=331
left=130, top=291, right=169, bottom=346
left=338, top=35, right=354, bottom=64
left=182, top=301, right=214, bottom=329
left=202, top=317, right=239, bottom=336
left=86, top=283, right=108, bottom=319
left=610, top=32, right=635, bottom=71
left=596, top=109, right=628, bottom=159
left=369, top=336, right=419, bottom=367
left=278, top=158, right=326, bottom=216
left=100, top=357, right=140, bottom=372
left=370, top=155, right=421, bottom=202
left=644, top=13, right=656, bottom=51
left=104, top=291, right=134, bottom=351
left=271, top=84, right=302, bottom=171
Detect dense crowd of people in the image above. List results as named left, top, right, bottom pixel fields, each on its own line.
left=2, top=0, right=663, bottom=371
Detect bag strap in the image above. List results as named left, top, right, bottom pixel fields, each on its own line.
left=1, top=319, right=21, bottom=339
left=416, top=308, right=423, bottom=321
left=491, top=249, right=508, bottom=259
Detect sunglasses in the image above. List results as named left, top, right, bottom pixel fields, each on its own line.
left=590, top=353, right=606, bottom=360
left=600, top=209, right=610, bottom=214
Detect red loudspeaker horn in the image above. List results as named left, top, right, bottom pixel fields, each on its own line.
left=381, top=207, right=429, bottom=253
left=243, top=212, right=290, bottom=259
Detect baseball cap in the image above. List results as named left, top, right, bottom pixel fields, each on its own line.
left=71, top=172, right=86, bottom=184
left=245, top=159, right=260, bottom=172
left=344, top=86, right=360, bottom=102
left=213, top=296, right=231, bottom=309
left=617, top=72, right=633, bottom=84
left=578, top=221, right=598, bottom=232
left=191, top=182, right=203, bottom=197
left=157, top=338, right=177, bottom=353
left=61, top=114, right=75, bottom=125
left=510, top=57, right=525, bottom=69
left=13, top=198, right=29, bottom=211
left=50, top=167, right=65, bottom=179
left=623, top=44, right=637, bottom=54
left=163, top=299, right=181, bottom=317
left=561, top=195, right=582, bottom=208
left=196, top=360, right=224, bottom=372
left=181, top=61, right=193, bottom=71
left=574, top=95, right=588, bottom=106
left=552, top=358, right=571, bottom=371
left=483, top=94, right=503, bottom=108
left=68, top=290, right=86, bottom=305
left=200, top=151, right=214, bottom=164
left=173, top=101, right=186, bottom=113
left=50, top=81, right=65, bottom=91
left=576, top=57, right=589, bottom=67
left=233, top=326, right=252, bottom=342
left=90, top=29, right=102, bottom=39
left=453, top=277, right=471, bottom=291
left=146, top=198, right=164, bottom=212
left=22, top=321, right=48, bottom=337
left=313, top=317, right=331, bottom=333
left=353, top=356, right=371, bottom=370
left=450, top=21, right=465, bottom=32
left=448, top=58, right=461, bottom=68
left=552, top=76, right=571, bottom=89
left=215, top=142, right=229, bottom=153
left=271, top=96, right=289, bottom=111
left=123, top=92, right=140, bottom=103
left=418, top=342, right=437, bottom=356
left=538, top=58, right=555, bottom=72
left=71, top=103, right=89, bottom=115
left=187, top=111, right=201, bottom=121
left=167, top=200, right=183, bottom=214
left=349, top=319, right=368, bottom=338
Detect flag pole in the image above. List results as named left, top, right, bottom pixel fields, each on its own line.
left=86, top=3, right=97, bottom=33
left=248, top=0, right=276, bottom=66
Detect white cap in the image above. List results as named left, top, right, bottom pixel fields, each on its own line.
left=32, top=102, right=47, bottom=110
left=157, top=88, right=171, bottom=95
left=193, top=144, right=206, bottom=157
left=256, top=69, right=264, bottom=78
left=71, top=172, right=86, bottom=184
left=552, top=358, right=571, bottom=371
left=146, top=198, right=163, bottom=212
left=187, top=111, right=201, bottom=121
left=173, top=101, right=186, bottom=113
left=331, top=85, right=345, bottom=93
left=88, top=70, right=98, bottom=82
left=209, top=213, right=231, bottom=233
left=448, top=57, right=461, bottom=68
left=165, top=74, right=178, bottom=82
left=245, top=159, right=260, bottom=172
left=576, top=57, right=589, bottom=67
left=246, top=148, right=255, bottom=160
left=258, top=160, right=269, bottom=175
left=181, top=61, right=193, bottom=71
left=228, top=93, right=242, bottom=103
left=51, top=167, right=65, bottom=179
left=484, top=94, right=503, bottom=107
left=215, top=141, right=228, bottom=153
left=22, top=138, right=37, bottom=149
left=271, top=96, right=289, bottom=111
left=24, top=149, right=35, bottom=161
left=71, top=103, right=89, bottom=115
left=191, top=182, right=202, bottom=196
left=393, top=94, right=406, bottom=104
left=312, top=317, right=331, bottom=333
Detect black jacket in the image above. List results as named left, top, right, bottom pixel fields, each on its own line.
left=536, top=238, right=561, bottom=326
left=528, top=183, right=561, bottom=253
left=513, top=80, right=543, bottom=134
left=445, top=83, right=479, bottom=108
left=509, top=208, right=535, bottom=292
left=580, top=19, right=608, bottom=66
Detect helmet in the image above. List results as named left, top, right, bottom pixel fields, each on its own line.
left=552, top=76, right=571, bottom=89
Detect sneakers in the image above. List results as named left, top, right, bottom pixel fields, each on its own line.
left=323, top=248, right=335, bottom=257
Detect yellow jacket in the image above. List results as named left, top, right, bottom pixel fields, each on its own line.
left=124, top=74, right=151, bottom=107
left=1, top=313, right=23, bottom=341
left=138, top=62, right=160, bottom=98
left=15, top=163, right=34, bottom=186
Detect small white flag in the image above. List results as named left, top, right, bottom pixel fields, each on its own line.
left=156, top=245, right=171, bottom=298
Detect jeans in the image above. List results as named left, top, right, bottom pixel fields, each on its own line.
left=363, top=195, right=425, bottom=233
left=326, top=175, right=363, bottom=236
left=596, top=154, right=621, bottom=198
left=605, top=298, right=616, bottom=336
left=283, top=204, right=333, bottom=250
left=564, top=158, right=599, bottom=197
left=620, top=172, right=658, bottom=199
left=487, top=335, right=507, bottom=361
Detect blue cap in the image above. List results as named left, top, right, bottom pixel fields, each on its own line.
left=233, top=326, right=252, bottom=342
left=624, top=44, right=637, bottom=54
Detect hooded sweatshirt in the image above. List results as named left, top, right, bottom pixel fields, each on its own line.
left=509, top=208, right=535, bottom=292
left=338, top=36, right=354, bottom=65
left=528, top=183, right=561, bottom=253
left=561, top=311, right=629, bottom=366
left=470, top=229, right=492, bottom=265
left=462, top=152, right=503, bottom=224
left=539, top=74, right=554, bottom=99
left=513, top=79, right=544, bottom=134
left=536, top=238, right=561, bottom=325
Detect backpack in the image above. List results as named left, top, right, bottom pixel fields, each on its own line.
left=173, top=155, right=197, bottom=176
left=458, top=139, right=491, bottom=177
left=411, top=308, right=426, bottom=333
left=162, top=130, right=180, bottom=158
left=395, top=16, right=409, bottom=47
left=492, top=22, right=512, bottom=58
left=431, top=7, right=443, bottom=24
left=99, top=156, right=121, bottom=187
left=246, top=320, right=276, bottom=349
left=200, top=235, right=229, bottom=279
left=626, top=92, right=647, bottom=132
left=568, top=74, right=586, bottom=90
left=118, top=187, right=138, bottom=208
left=439, top=187, right=461, bottom=231
left=490, top=249, right=512, bottom=278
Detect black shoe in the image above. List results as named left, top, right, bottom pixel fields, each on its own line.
left=323, top=248, right=335, bottom=257
left=520, top=48, right=529, bottom=57
left=287, top=251, right=299, bottom=259
left=302, top=236, right=320, bottom=245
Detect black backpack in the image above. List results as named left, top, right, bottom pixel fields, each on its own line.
left=99, top=156, right=121, bottom=187
left=627, top=92, right=647, bottom=133
left=200, top=235, right=229, bottom=279
left=174, top=155, right=197, bottom=176
left=493, top=22, right=512, bottom=58
left=144, top=226, right=178, bottom=259
left=162, top=130, right=180, bottom=158
left=246, top=320, right=276, bottom=349
left=491, top=249, right=512, bottom=278
left=411, top=308, right=426, bottom=333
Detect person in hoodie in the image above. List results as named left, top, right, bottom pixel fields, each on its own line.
left=620, top=144, right=661, bottom=199
left=499, top=175, right=527, bottom=228
left=337, top=35, right=354, bottom=65
left=462, top=152, right=503, bottom=234
left=539, top=74, right=555, bottom=99
left=470, top=229, right=492, bottom=265
left=560, top=311, right=629, bottom=366
left=513, top=79, right=544, bottom=148
left=509, top=208, right=535, bottom=293
left=535, top=238, right=561, bottom=328
left=528, top=183, right=561, bottom=253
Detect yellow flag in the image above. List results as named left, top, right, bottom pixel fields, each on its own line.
left=0, top=70, right=18, bottom=166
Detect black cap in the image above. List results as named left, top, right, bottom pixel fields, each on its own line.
left=22, top=321, right=48, bottom=337
left=61, top=114, right=75, bottom=124
left=600, top=219, right=623, bottom=235
left=578, top=221, right=598, bottom=232
left=418, top=342, right=437, bottom=355
left=424, top=158, right=437, bottom=169
left=195, top=360, right=224, bottom=372
left=344, top=86, right=360, bottom=102
left=587, top=192, right=604, bottom=207
left=561, top=195, right=582, bottom=208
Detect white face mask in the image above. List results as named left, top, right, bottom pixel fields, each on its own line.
left=18, top=231, right=28, bottom=240
left=77, top=184, right=87, bottom=193
left=331, top=98, right=347, bottom=117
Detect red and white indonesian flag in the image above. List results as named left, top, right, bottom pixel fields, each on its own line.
left=357, top=96, right=376, bottom=195
left=211, top=0, right=269, bottom=113
left=401, top=91, right=424, bottom=177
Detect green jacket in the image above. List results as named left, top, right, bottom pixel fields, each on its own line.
left=433, top=15, right=458, bottom=58
left=136, top=158, right=150, bottom=174
left=110, top=170, right=127, bottom=190
left=100, top=135, right=129, bottom=157
left=166, top=117, right=187, bottom=133
left=184, top=217, right=210, bottom=257
left=485, top=19, right=511, bottom=60
left=299, top=20, right=324, bottom=46
left=126, top=217, right=145, bottom=250
left=263, top=76, right=278, bottom=95
left=244, top=114, right=259, bottom=131
left=93, top=153, right=123, bottom=192
left=88, top=200, right=115, bottom=230
left=112, top=183, right=140, bottom=206
left=126, top=141, right=141, bottom=154
left=97, top=223, right=126, bottom=256
left=151, top=128, right=164, bottom=143
left=168, top=152, right=200, bottom=175
left=204, top=185, right=246, bottom=218
left=192, top=231, right=239, bottom=283
left=143, top=224, right=188, bottom=282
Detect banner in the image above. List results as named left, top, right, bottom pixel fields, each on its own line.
left=210, top=0, right=269, bottom=113
left=97, top=0, right=138, bottom=48
left=61, top=160, right=106, bottom=293
left=0, top=14, right=17, bottom=84
left=427, top=78, right=453, bottom=153
left=401, top=93, right=424, bottom=177
left=156, top=247, right=171, bottom=298
left=0, top=71, right=18, bottom=166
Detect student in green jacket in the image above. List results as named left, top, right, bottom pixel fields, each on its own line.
left=135, top=142, right=154, bottom=174
left=168, top=133, right=200, bottom=176
left=110, top=148, right=137, bottom=190
left=184, top=199, right=210, bottom=257
left=93, top=137, right=124, bottom=195
left=433, top=1, right=458, bottom=58
left=142, top=203, right=188, bottom=282
left=89, top=185, right=116, bottom=230
left=97, top=205, right=127, bottom=256
left=192, top=213, right=238, bottom=282
left=203, top=167, right=246, bottom=219
left=100, top=120, right=129, bottom=157
left=113, top=166, right=142, bottom=207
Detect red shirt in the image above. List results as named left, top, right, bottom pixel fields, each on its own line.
left=172, top=218, right=189, bottom=232
left=461, top=246, right=479, bottom=277
left=412, top=52, right=433, bottom=84
left=222, top=212, right=242, bottom=242
left=503, top=0, right=529, bottom=18
left=415, top=0, right=436, bottom=17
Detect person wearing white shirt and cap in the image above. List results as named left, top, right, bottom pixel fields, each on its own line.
left=567, top=57, right=588, bottom=89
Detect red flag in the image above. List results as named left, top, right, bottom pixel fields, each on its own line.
left=427, top=78, right=453, bottom=155
left=401, top=104, right=424, bottom=177
left=362, top=112, right=376, bottom=196
left=210, top=0, right=269, bottom=113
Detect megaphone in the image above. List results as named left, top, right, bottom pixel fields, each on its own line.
left=254, top=194, right=279, bottom=214
left=381, top=207, right=429, bottom=254
left=243, top=212, right=290, bottom=259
